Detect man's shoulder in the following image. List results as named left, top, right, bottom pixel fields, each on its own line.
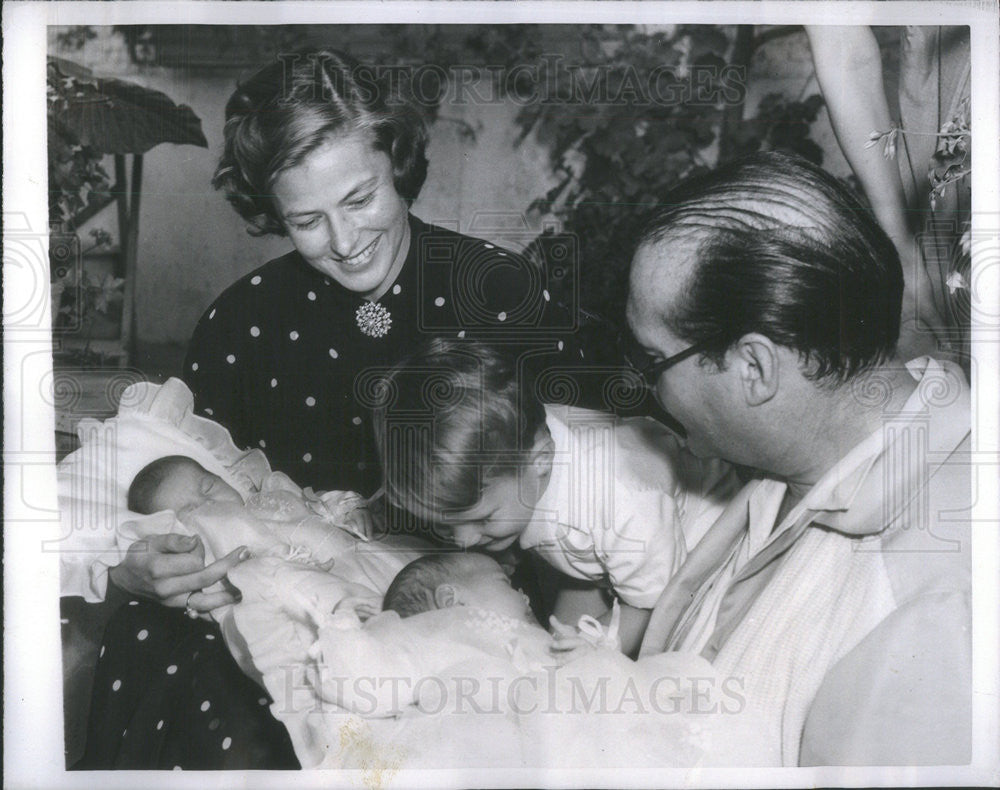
left=878, top=429, right=971, bottom=601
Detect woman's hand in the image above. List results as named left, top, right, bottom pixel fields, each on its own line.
left=109, top=533, right=249, bottom=616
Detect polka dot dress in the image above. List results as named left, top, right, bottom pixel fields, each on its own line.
left=183, top=214, right=589, bottom=496
left=78, top=596, right=298, bottom=769
left=89, top=216, right=607, bottom=769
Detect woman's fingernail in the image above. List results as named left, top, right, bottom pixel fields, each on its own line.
left=239, top=548, right=251, bottom=560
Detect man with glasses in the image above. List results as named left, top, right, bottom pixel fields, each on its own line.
left=626, top=151, right=971, bottom=765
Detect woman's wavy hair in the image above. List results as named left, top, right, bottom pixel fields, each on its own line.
left=213, top=49, right=428, bottom=236
left=635, top=150, right=903, bottom=386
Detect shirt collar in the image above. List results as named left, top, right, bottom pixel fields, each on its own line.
left=778, top=357, right=970, bottom=536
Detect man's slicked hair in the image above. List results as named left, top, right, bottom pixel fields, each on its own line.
left=635, top=151, right=903, bottom=384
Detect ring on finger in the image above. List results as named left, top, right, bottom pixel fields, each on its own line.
left=184, top=591, right=199, bottom=620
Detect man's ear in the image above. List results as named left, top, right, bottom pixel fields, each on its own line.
left=732, top=333, right=780, bottom=406
left=434, top=583, right=460, bottom=609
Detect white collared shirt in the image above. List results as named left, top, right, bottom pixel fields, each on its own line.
left=519, top=405, right=739, bottom=608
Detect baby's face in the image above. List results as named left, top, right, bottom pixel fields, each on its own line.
left=151, top=459, right=243, bottom=515
left=452, top=554, right=535, bottom=623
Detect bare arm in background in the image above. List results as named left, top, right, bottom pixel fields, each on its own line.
left=805, top=25, right=945, bottom=357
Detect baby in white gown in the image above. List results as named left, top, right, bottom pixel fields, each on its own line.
left=125, top=455, right=373, bottom=568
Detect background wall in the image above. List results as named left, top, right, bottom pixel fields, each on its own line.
left=50, top=24, right=851, bottom=367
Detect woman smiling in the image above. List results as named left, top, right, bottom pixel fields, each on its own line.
left=85, top=49, right=591, bottom=769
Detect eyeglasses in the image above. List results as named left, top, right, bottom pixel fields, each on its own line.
left=622, top=337, right=711, bottom=390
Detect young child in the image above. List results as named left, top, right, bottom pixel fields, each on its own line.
left=126, top=455, right=373, bottom=571
left=374, top=339, right=738, bottom=656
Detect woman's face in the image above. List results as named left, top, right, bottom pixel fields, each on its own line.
left=272, top=132, right=410, bottom=299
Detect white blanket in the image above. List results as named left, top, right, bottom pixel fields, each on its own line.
left=59, top=378, right=774, bottom=771
left=224, top=552, right=776, bottom=770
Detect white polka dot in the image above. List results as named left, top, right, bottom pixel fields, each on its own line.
left=173, top=766, right=182, bottom=771
left=270, top=378, right=278, bottom=388
left=204, top=408, right=214, bottom=416
left=250, top=326, right=260, bottom=337
left=200, top=700, right=211, bottom=712
left=209, top=308, right=216, bottom=320
left=250, top=275, right=262, bottom=285
left=392, top=284, right=402, bottom=295
left=434, top=296, right=445, bottom=307
left=191, top=362, right=199, bottom=371
left=497, top=311, right=507, bottom=322
left=123, top=728, right=128, bottom=737
left=205, top=634, right=215, bottom=641
left=156, top=720, right=164, bottom=731
left=100, top=646, right=106, bottom=658
left=137, top=629, right=149, bottom=641
left=61, top=617, right=70, bottom=625
left=166, top=665, right=178, bottom=675
left=484, top=243, right=495, bottom=249
left=557, top=340, right=564, bottom=351
left=226, top=354, right=236, bottom=364
left=305, top=396, right=316, bottom=407
left=129, top=600, right=139, bottom=606
left=543, top=289, right=551, bottom=302
left=498, top=251, right=507, bottom=257
left=289, top=331, right=299, bottom=341
left=258, top=697, right=268, bottom=706
left=357, top=462, right=366, bottom=471
left=307, top=290, right=316, bottom=301
left=457, top=330, right=466, bottom=338
left=222, top=737, right=232, bottom=751
left=303, top=453, right=312, bottom=463
left=324, top=278, right=331, bottom=286
left=112, top=679, right=122, bottom=691
left=328, top=348, right=339, bottom=359
left=259, top=439, right=266, bottom=448
left=352, top=416, right=362, bottom=426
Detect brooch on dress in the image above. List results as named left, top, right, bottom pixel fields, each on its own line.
left=355, top=301, right=392, bottom=338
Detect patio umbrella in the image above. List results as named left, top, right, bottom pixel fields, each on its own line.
left=48, top=56, right=208, bottom=363
left=48, top=56, right=207, bottom=153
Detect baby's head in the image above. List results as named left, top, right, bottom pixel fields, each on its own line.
left=375, top=339, right=554, bottom=551
left=128, top=455, right=243, bottom=516
left=383, top=553, right=535, bottom=623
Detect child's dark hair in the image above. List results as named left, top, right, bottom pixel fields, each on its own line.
left=374, top=338, right=547, bottom=520
left=382, top=553, right=472, bottom=618
left=128, top=455, right=198, bottom=515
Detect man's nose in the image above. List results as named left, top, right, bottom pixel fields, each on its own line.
left=327, top=213, right=360, bottom=258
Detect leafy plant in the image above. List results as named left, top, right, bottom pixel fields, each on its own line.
left=506, top=26, right=825, bottom=332
left=47, top=50, right=208, bottom=364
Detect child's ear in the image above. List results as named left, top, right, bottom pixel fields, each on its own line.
left=529, top=428, right=555, bottom=477
left=434, top=583, right=460, bottom=609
